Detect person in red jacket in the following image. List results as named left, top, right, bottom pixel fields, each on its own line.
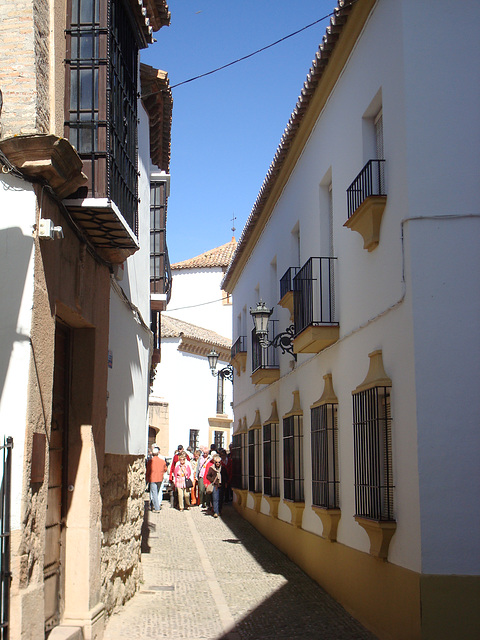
left=146, top=446, right=167, bottom=512
left=168, top=445, right=190, bottom=481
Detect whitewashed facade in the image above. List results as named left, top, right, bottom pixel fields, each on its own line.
left=105, top=103, right=153, bottom=457
left=151, top=240, right=235, bottom=455
left=223, top=1, right=480, bottom=639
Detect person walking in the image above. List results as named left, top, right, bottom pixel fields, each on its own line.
left=146, top=445, right=167, bottom=512
left=190, top=449, right=201, bottom=506
left=173, top=452, right=192, bottom=511
left=205, top=454, right=228, bottom=518
left=196, top=446, right=211, bottom=508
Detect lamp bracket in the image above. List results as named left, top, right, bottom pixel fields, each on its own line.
left=259, top=324, right=296, bottom=360
left=212, top=364, right=234, bottom=381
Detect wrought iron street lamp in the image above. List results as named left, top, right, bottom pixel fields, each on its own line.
left=249, top=299, right=296, bottom=358
left=207, top=349, right=233, bottom=415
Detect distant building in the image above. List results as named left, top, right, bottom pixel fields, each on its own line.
left=223, top=1, right=480, bottom=639
left=150, top=239, right=236, bottom=454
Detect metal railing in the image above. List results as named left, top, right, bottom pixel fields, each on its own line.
left=353, top=387, right=394, bottom=521
left=311, top=404, right=339, bottom=509
left=231, top=335, right=247, bottom=360
left=0, top=437, right=13, bottom=640
left=347, top=159, right=386, bottom=218
left=279, top=266, right=300, bottom=300
left=293, top=257, right=338, bottom=337
left=283, top=415, right=304, bottom=502
left=251, top=321, right=279, bottom=373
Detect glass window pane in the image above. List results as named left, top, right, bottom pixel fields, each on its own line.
left=79, top=69, right=92, bottom=109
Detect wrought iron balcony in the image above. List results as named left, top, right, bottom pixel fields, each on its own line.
left=251, top=322, right=279, bottom=385
left=279, top=266, right=300, bottom=320
left=345, top=159, right=387, bottom=251
left=231, top=335, right=247, bottom=375
left=293, top=257, right=339, bottom=353
left=280, top=267, right=300, bottom=299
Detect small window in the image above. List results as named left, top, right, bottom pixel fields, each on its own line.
left=230, top=434, right=242, bottom=489
left=283, top=414, right=304, bottom=502
left=263, top=422, right=280, bottom=497
left=353, top=386, right=394, bottom=521
left=248, top=429, right=261, bottom=493
left=214, top=430, right=225, bottom=451
left=189, top=429, right=199, bottom=451
left=311, top=403, right=339, bottom=508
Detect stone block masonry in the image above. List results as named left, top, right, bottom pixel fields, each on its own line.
left=101, top=454, right=147, bottom=618
left=0, top=0, right=49, bottom=138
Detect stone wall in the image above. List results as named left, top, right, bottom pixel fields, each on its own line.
left=0, top=0, right=49, bottom=138
left=101, top=454, right=146, bottom=617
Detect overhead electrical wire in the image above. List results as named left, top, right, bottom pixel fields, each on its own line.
left=164, top=295, right=231, bottom=312
left=141, top=1, right=359, bottom=98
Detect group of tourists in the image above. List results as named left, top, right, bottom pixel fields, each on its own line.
left=146, top=443, right=233, bottom=518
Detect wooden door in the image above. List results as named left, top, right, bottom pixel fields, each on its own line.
left=44, top=322, right=70, bottom=634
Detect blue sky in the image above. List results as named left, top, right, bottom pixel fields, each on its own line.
left=141, top=0, right=338, bottom=264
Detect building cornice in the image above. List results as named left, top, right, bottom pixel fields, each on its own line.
left=140, top=64, right=172, bottom=171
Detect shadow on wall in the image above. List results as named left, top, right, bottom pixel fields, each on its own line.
left=106, top=317, right=149, bottom=455
left=0, top=226, right=34, bottom=411
left=141, top=499, right=155, bottom=553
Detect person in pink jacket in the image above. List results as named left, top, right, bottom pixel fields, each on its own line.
left=173, top=452, right=192, bottom=511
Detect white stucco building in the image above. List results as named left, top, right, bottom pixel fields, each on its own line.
left=223, top=1, right=480, bottom=639
left=150, top=239, right=236, bottom=455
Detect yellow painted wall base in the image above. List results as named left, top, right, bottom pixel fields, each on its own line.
left=420, top=575, right=480, bottom=640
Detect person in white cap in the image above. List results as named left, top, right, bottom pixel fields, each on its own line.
left=146, top=446, right=167, bottom=512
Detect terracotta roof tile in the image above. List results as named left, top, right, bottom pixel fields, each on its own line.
left=161, top=314, right=231, bottom=349
left=172, top=237, right=237, bottom=271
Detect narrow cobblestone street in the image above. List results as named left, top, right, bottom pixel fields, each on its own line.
left=104, top=500, right=377, bottom=640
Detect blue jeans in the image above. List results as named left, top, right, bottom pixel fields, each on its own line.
left=149, top=482, right=161, bottom=511
left=212, top=485, right=224, bottom=515
left=159, top=478, right=167, bottom=504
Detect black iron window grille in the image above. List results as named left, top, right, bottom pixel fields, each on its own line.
left=346, top=159, right=386, bottom=218
left=241, top=433, right=248, bottom=490
left=263, top=423, right=279, bottom=497
left=230, top=434, right=242, bottom=489
left=279, top=266, right=300, bottom=300
left=231, top=335, right=247, bottom=360
left=0, top=437, right=13, bottom=640
left=353, top=386, right=394, bottom=521
left=251, top=321, right=279, bottom=373
left=214, top=431, right=225, bottom=451
left=248, top=429, right=261, bottom=493
left=150, top=309, right=161, bottom=352
left=189, top=429, right=199, bottom=451
left=65, top=0, right=139, bottom=233
left=283, top=415, right=304, bottom=502
left=311, top=404, right=339, bottom=509
left=293, top=257, right=337, bottom=336
left=150, top=180, right=171, bottom=301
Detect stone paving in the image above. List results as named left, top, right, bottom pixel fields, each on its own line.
left=104, top=500, right=378, bottom=640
